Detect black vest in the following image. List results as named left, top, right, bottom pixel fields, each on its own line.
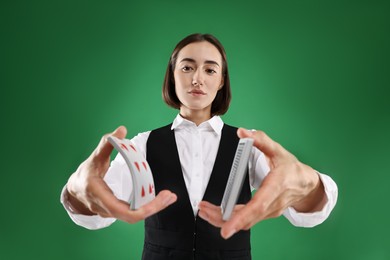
left=144, top=124, right=252, bottom=260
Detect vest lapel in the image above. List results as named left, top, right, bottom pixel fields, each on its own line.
left=146, top=124, right=194, bottom=220
left=201, top=124, right=240, bottom=206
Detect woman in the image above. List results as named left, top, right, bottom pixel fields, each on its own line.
left=62, top=33, right=338, bottom=260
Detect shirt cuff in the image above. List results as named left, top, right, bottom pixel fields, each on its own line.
left=283, top=172, right=338, bottom=227
left=60, top=186, right=116, bottom=230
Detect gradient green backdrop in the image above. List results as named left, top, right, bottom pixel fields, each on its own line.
left=2, top=0, right=389, bottom=259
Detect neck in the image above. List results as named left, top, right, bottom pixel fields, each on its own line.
left=180, top=108, right=212, bottom=126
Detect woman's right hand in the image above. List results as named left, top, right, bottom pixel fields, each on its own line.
left=65, top=126, right=177, bottom=223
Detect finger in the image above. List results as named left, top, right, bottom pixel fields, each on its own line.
left=86, top=177, right=132, bottom=216
left=119, top=190, right=177, bottom=223
left=237, top=128, right=284, bottom=159
left=89, top=177, right=177, bottom=223
left=198, top=202, right=246, bottom=228
left=94, top=126, right=128, bottom=161
left=198, top=201, right=225, bottom=227
left=220, top=203, right=263, bottom=239
left=220, top=178, right=283, bottom=239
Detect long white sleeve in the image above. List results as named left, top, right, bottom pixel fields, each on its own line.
left=283, top=173, right=338, bottom=227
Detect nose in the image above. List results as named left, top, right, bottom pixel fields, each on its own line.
left=192, top=69, right=204, bottom=87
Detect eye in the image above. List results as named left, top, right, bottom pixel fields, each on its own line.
left=205, top=68, right=217, bottom=75
left=181, top=66, right=193, bottom=72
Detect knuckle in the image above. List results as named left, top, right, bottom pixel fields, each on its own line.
left=256, top=202, right=267, bottom=215
left=256, top=130, right=267, bottom=140
left=249, top=201, right=266, bottom=217
left=92, top=133, right=112, bottom=157
left=101, top=132, right=110, bottom=144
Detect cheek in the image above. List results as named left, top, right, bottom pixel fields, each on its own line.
left=210, top=78, right=223, bottom=92
left=173, top=72, right=186, bottom=87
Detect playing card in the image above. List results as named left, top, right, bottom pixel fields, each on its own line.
left=108, top=136, right=155, bottom=210
left=221, top=138, right=254, bottom=221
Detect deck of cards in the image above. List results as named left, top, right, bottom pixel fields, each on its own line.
left=221, top=138, right=254, bottom=221
left=108, top=136, right=155, bottom=210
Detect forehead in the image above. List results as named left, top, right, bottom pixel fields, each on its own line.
left=176, top=41, right=222, bottom=64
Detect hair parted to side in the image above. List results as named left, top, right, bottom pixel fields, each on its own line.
left=162, top=33, right=231, bottom=116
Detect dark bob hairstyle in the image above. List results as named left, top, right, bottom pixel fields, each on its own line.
left=162, top=33, right=231, bottom=116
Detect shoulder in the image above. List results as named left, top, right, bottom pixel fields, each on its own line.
left=222, top=123, right=238, bottom=135
left=150, top=123, right=173, bottom=132
left=223, top=123, right=238, bottom=130
left=148, top=123, right=173, bottom=138
left=131, top=123, right=173, bottom=147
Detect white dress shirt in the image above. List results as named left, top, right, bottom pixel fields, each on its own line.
left=61, top=115, right=338, bottom=230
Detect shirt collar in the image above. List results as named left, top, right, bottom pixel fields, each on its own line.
left=171, top=114, right=224, bottom=135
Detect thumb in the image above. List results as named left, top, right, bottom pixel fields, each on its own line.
left=94, top=126, right=127, bottom=160
left=112, top=125, right=127, bottom=139
left=237, top=128, right=282, bottom=158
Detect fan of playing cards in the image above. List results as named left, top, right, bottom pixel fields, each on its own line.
left=108, top=136, right=155, bottom=210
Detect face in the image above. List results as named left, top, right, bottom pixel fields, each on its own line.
left=173, top=41, right=224, bottom=117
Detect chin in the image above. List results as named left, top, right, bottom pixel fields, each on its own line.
left=190, top=106, right=212, bottom=113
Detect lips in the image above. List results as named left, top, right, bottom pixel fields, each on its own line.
left=188, top=90, right=206, bottom=95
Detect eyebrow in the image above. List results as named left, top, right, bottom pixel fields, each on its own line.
left=179, top=58, right=220, bottom=67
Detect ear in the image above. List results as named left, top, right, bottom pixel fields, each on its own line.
left=218, top=77, right=224, bottom=90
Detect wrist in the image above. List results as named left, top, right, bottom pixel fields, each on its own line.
left=63, top=188, right=79, bottom=214
left=292, top=171, right=327, bottom=213
left=63, top=187, right=95, bottom=215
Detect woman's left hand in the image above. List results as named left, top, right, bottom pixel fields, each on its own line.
left=198, top=128, right=327, bottom=239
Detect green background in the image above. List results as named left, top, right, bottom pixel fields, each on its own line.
left=2, top=0, right=389, bottom=259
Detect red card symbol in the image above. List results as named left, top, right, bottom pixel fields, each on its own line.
left=142, top=162, right=148, bottom=171
left=134, top=162, right=140, bottom=172
left=129, top=144, right=137, bottom=152
left=149, top=184, right=153, bottom=194
left=141, top=186, right=145, bottom=197
left=120, top=143, right=128, bottom=151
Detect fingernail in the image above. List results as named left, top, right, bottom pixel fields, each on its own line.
left=244, top=129, right=254, bottom=136
left=224, top=228, right=237, bottom=239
